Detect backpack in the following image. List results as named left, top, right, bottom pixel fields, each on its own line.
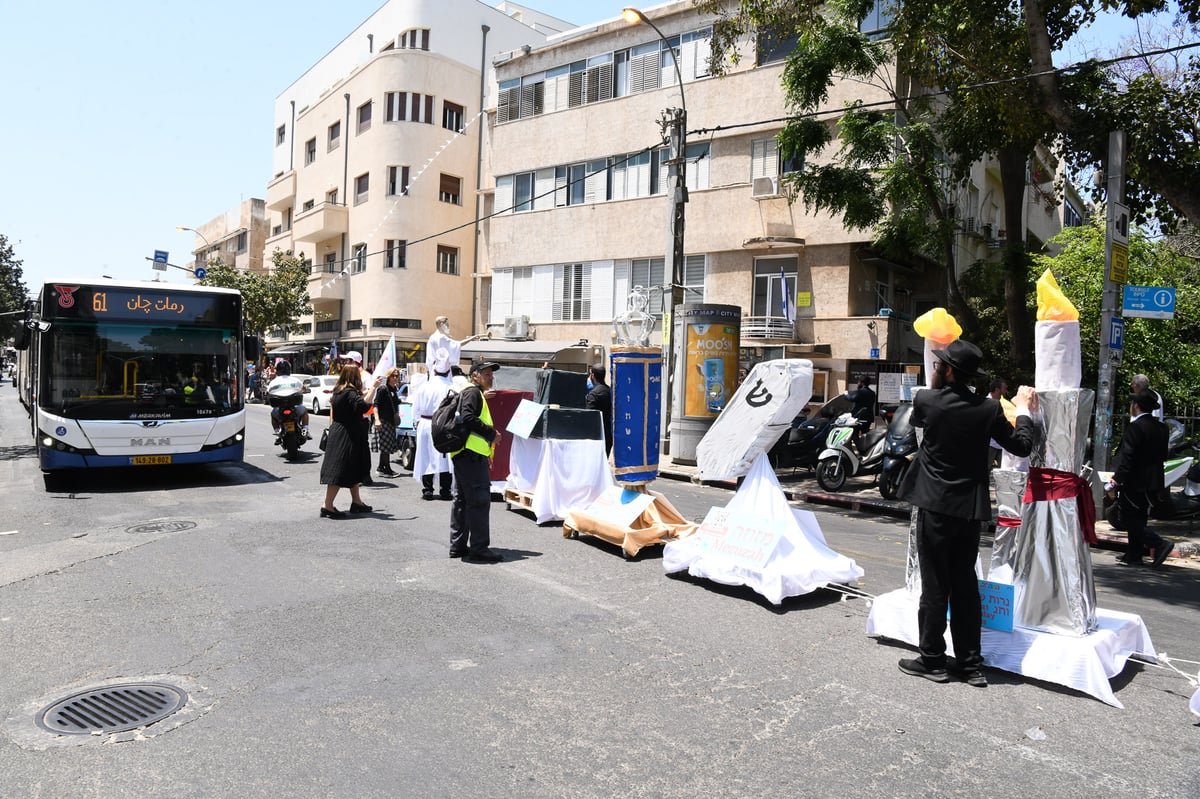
left=430, top=387, right=469, bottom=454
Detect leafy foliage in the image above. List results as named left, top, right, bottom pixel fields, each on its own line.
left=196, top=249, right=312, bottom=342
left=0, top=234, right=29, bottom=339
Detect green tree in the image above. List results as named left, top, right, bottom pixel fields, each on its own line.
left=1033, top=215, right=1200, bottom=414
left=196, top=249, right=312, bottom=347
left=0, top=234, right=30, bottom=339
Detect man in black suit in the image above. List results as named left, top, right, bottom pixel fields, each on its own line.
left=897, top=339, right=1038, bottom=688
left=1108, top=389, right=1171, bottom=568
left=585, top=365, right=613, bottom=455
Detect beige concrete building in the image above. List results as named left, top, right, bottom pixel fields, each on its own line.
left=481, top=1, right=1084, bottom=407
left=182, top=198, right=269, bottom=275
left=261, top=0, right=571, bottom=368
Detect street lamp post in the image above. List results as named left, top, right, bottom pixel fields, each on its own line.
left=176, top=225, right=211, bottom=269
left=623, top=7, right=688, bottom=456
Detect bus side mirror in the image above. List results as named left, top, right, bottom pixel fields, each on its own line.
left=243, top=336, right=261, bottom=361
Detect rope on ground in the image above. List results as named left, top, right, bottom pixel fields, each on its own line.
left=1128, top=652, right=1200, bottom=687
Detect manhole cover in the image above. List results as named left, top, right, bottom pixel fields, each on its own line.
left=36, top=682, right=188, bottom=735
left=125, top=520, right=197, bottom=534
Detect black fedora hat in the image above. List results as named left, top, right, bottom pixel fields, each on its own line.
left=931, top=338, right=989, bottom=379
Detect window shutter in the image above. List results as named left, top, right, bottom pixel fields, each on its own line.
left=684, top=255, right=706, bottom=301
left=513, top=267, right=535, bottom=320
left=611, top=260, right=631, bottom=314
left=534, top=168, right=555, bottom=210
left=552, top=266, right=566, bottom=321
left=589, top=260, right=613, bottom=322
left=491, top=268, right=514, bottom=321
left=751, top=138, right=780, bottom=180
left=584, top=160, right=606, bottom=204
left=424, top=95, right=434, bottom=124
left=496, top=87, right=517, bottom=123
left=554, top=167, right=568, bottom=207
left=495, top=175, right=513, bottom=214
left=568, top=71, right=584, bottom=107
left=519, top=84, right=536, bottom=118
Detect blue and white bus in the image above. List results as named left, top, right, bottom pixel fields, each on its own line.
left=16, top=279, right=246, bottom=471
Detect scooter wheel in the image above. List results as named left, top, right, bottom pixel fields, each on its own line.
left=817, top=456, right=847, bottom=492
left=880, top=461, right=906, bottom=500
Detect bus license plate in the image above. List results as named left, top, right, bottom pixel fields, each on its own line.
left=131, top=455, right=172, bottom=465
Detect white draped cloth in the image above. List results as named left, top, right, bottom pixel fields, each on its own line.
left=663, top=453, right=864, bottom=604
left=867, top=588, right=1155, bottom=708
left=506, top=436, right=612, bottom=523
left=411, top=374, right=454, bottom=480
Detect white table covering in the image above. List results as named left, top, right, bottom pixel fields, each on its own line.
left=866, top=588, right=1155, bottom=708
left=506, top=437, right=613, bottom=523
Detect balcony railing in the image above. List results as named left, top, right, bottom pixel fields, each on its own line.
left=741, top=315, right=795, bottom=340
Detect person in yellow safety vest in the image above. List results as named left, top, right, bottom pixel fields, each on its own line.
left=448, top=358, right=503, bottom=563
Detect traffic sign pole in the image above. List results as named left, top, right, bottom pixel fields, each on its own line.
left=1093, top=132, right=1126, bottom=472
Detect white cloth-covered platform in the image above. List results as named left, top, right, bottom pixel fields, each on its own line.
left=663, top=454, right=864, bottom=604
left=505, top=437, right=612, bottom=523
left=866, top=588, right=1156, bottom=708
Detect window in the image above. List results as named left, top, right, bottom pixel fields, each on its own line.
left=372, top=318, right=423, bottom=329
left=326, top=188, right=339, bottom=205
left=305, top=137, right=316, bottom=165
left=436, top=245, right=459, bottom=275
left=751, top=256, right=797, bottom=317
left=1064, top=199, right=1083, bottom=228
left=553, top=263, right=591, bottom=321
left=284, top=206, right=293, bottom=231
left=399, top=28, right=430, bottom=50
left=276, top=125, right=286, bottom=146
left=388, top=92, right=436, bottom=124
left=324, top=253, right=338, bottom=273
left=347, top=319, right=363, bottom=330
left=302, top=199, right=315, bottom=212
left=357, top=101, right=372, bottom=134
left=385, top=91, right=407, bottom=122
left=354, top=172, right=369, bottom=205
left=514, top=172, right=534, bottom=212
left=685, top=142, right=711, bottom=189
left=756, top=30, right=800, bottom=66
left=316, top=319, right=341, bottom=333
left=860, top=0, right=895, bottom=39
left=302, top=257, right=312, bottom=274
left=328, top=121, right=341, bottom=151
left=236, top=232, right=247, bottom=253
left=439, top=173, right=461, bottom=205
left=352, top=243, right=367, bottom=273
left=443, top=101, right=464, bottom=132
left=387, top=165, right=410, bottom=196
left=554, top=163, right=587, bottom=207
left=385, top=239, right=407, bottom=269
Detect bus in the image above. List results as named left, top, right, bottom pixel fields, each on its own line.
left=15, top=279, right=246, bottom=471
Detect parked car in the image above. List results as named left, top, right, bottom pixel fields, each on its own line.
left=304, top=375, right=339, bottom=414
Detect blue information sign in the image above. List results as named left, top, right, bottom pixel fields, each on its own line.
left=153, top=250, right=169, bottom=264
left=1108, top=317, right=1124, bottom=350
left=1122, top=285, right=1176, bottom=319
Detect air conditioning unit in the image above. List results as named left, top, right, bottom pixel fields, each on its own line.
left=503, top=315, right=530, bottom=340
left=751, top=176, right=780, bottom=199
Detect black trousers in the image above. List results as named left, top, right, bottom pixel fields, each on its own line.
left=450, top=450, right=492, bottom=555
left=915, top=509, right=983, bottom=670
left=422, top=471, right=453, bottom=496
left=1120, top=489, right=1163, bottom=559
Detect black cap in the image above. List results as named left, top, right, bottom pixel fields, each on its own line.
left=469, top=358, right=500, bottom=374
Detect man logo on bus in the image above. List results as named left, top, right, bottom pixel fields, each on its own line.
left=55, top=285, right=80, bottom=309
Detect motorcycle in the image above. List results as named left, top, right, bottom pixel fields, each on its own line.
left=878, top=403, right=917, bottom=500
left=816, top=412, right=887, bottom=492
left=769, top=394, right=851, bottom=472
left=1152, top=441, right=1200, bottom=521
left=269, top=393, right=307, bottom=460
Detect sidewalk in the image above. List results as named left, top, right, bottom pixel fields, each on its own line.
left=656, top=456, right=1200, bottom=559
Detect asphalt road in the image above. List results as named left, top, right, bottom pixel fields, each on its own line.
left=1, top=391, right=1197, bottom=798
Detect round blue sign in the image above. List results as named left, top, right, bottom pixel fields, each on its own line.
left=194, top=267, right=207, bottom=279
left=55, top=426, right=67, bottom=436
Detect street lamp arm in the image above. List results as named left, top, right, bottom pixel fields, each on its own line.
left=176, top=225, right=212, bottom=248
left=622, top=8, right=686, bottom=118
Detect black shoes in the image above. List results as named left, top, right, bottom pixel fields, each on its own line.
left=898, top=657, right=949, bottom=683
left=1117, top=554, right=1144, bottom=566
left=320, top=507, right=347, bottom=519
left=448, top=550, right=467, bottom=559
left=1152, top=539, right=1173, bottom=569
left=948, top=662, right=988, bottom=687
left=464, top=549, right=503, bottom=563
left=349, top=502, right=373, bottom=513
left=439, top=491, right=453, bottom=501
left=422, top=492, right=435, bottom=501
left=378, top=468, right=398, bottom=478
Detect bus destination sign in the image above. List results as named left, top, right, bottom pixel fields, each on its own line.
left=45, top=285, right=239, bottom=326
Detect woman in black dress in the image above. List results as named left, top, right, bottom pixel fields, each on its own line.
left=372, top=368, right=402, bottom=477
left=319, top=364, right=383, bottom=518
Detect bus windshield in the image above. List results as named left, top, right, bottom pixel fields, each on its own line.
left=40, top=320, right=242, bottom=419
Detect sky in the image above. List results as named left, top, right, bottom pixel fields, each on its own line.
left=0, top=1, right=1153, bottom=292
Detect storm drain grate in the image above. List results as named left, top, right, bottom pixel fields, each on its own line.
left=36, top=682, right=188, bottom=735
left=125, top=521, right=197, bottom=535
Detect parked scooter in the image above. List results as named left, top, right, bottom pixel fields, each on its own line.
left=1152, top=441, right=1200, bottom=521
left=878, top=403, right=917, bottom=500
left=769, top=394, right=851, bottom=472
left=816, top=412, right=887, bottom=492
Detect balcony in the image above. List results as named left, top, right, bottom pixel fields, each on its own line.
left=741, top=315, right=795, bottom=340
left=266, top=170, right=296, bottom=211
left=309, top=270, right=347, bottom=302
left=293, top=202, right=348, bottom=242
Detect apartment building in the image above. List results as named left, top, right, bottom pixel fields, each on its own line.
left=183, top=198, right=269, bottom=274
left=481, top=1, right=1082, bottom=405
left=261, top=0, right=571, bottom=368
